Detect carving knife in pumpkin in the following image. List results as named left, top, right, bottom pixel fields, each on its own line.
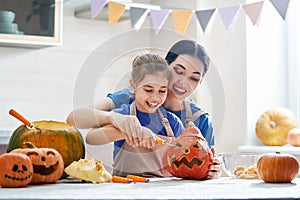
left=9, top=109, right=34, bottom=128
left=155, top=136, right=181, bottom=147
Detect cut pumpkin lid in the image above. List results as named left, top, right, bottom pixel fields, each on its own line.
left=32, top=120, right=72, bottom=130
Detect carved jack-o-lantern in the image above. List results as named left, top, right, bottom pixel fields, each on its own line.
left=0, top=152, right=33, bottom=187
left=162, top=126, right=213, bottom=179
left=11, top=142, right=64, bottom=184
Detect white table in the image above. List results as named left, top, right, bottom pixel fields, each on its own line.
left=1, top=177, right=300, bottom=199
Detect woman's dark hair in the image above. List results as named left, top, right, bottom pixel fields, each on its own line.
left=165, top=40, right=210, bottom=76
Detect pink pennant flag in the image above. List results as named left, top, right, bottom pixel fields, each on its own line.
left=218, top=5, right=241, bottom=32
left=150, top=9, right=170, bottom=34
left=243, top=1, right=264, bottom=26
left=91, top=0, right=107, bottom=19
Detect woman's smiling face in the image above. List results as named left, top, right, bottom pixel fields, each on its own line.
left=168, top=54, right=204, bottom=100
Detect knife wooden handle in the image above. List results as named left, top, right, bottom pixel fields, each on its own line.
left=126, top=175, right=149, bottom=183
left=112, top=176, right=132, bottom=184
left=9, top=109, right=32, bottom=127
left=155, top=136, right=165, bottom=145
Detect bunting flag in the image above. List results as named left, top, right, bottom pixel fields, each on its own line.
left=218, top=5, right=241, bottom=32
left=243, top=1, right=264, bottom=26
left=90, top=0, right=291, bottom=34
left=195, top=9, right=216, bottom=33
left=130, top=7, right=149, bottom=31
left=91, top=0, right=107, bottom=19
left=108, top=1, right=126, bottom=25
left=150, top=9, right=170, bottom=34
left=171, top=10, right=193, bottom=35
left=269, top=0, right=290, bottom=20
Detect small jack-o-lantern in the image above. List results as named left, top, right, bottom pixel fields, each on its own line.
left=0, top=152, right=33, bottom=187
left=11, top=142, right=64, bottom=184
left=162, top=126, right=213, bottom=179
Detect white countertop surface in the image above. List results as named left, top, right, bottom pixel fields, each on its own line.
left=1, top=177, right=300, bottom=199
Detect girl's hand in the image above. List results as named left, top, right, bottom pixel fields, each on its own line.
left=111, top=112, right=143, bottom=146
left=138, top=127, right=156, bottom=149
left=206, top=147, right=222, bottom=179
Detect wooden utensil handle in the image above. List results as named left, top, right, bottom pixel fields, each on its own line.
left=155, top=136, right=165, bottom=145
left=9, top=109, right=32, bottom=127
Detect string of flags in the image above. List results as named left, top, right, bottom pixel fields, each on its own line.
left=90, top=0, right=290, bottom=34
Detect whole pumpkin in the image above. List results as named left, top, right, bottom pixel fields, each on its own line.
left=162, top=126, right=213, bottom=179
left=287, top=128, right=300, bottom=147
left=0, top=152, right=33, bottom=187
left=11, top=142, right=64, bottom=184
left=257, top=152, right=299, bottom=183
left=256, top=107, right=298, bottom=146
left=7, top=120, right=85, bottom=170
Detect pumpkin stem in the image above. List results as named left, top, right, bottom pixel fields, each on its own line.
left=23, top=142, right=37, bottom=149
left=270, top=121, right=277, bottom=128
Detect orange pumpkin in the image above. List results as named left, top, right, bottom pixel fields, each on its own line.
left=287, top=128, right=300, bottom=147
left=11, top=142, right=64, bottom=184
left=256, top=107, right=298, bottom=146
left=0, top=152, right=33, bottom=188
left=7, top=120, right=85, bottom=170
left=162, top=126, right=213, bottom=179
left=257, top=152, right=299, bottom=183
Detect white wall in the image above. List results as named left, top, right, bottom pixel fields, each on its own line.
left=0, top=11, right=132, bottom=169
left=0, top=13, right=125, bottom=128
left=195, top=0, right=247, bottom=153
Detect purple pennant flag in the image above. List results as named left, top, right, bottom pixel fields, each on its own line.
left=218, top=5, right=241, bottom=32
left=195, top=9, right=216, bottom=33
left=91, top=0, right=107, bottom=19
left=150, top=9, right=170, bottom=34
left=269, top=0, right=290, bottom=20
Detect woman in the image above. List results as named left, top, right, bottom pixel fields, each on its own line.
left=67, top=40, right=221, bottom=178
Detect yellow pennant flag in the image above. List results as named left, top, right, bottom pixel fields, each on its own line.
left=171, top=10, right=193, bottom=34
left=108, top=1, right=126, bottom=25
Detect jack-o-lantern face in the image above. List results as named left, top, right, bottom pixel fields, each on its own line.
left=163, top=126, right=213, bottom=179
left=11, top=142, right=64, bottom=184
left=0, top=153, right=33, bottom=187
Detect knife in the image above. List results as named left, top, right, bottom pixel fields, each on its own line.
left=155, top=136, right=181, bottom=147
left=9, top=109, right=33, bottom=128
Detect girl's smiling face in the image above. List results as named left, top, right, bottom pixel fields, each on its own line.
left=168, top=54, right=204, bottom=101
left=131, top=72, right=169, bottom=113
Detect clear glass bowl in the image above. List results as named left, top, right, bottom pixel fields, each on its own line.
left=218, top=152, right=262, bottom=179
left=0, top=11, right=15, bottom=23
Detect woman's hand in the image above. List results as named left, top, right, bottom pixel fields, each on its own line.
left=207, top=147, right=222, bottom=179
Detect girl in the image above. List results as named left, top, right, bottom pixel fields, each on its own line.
left=85, top=53, right=184, bottom=177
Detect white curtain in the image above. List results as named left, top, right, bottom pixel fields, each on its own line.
left=287, top=0, right=300, bottom=124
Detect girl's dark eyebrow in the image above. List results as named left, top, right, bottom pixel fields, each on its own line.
left=176, top=64, right=201, bottom=75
